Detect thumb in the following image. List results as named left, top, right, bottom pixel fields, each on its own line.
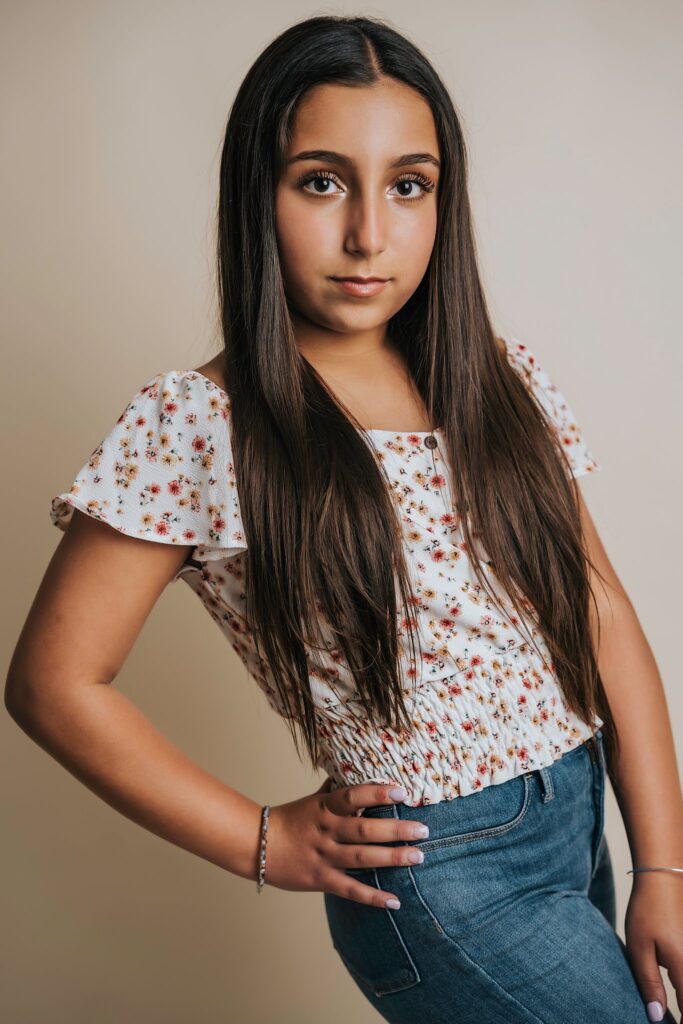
left=626, top=939, right=668, bottom=1022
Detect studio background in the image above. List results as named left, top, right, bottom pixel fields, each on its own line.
left=1, top=1, right=680, bottom=1021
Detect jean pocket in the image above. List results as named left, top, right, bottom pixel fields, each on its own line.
left=401, top=771, right=533, bottom=854
left=323, top=869, right=421, bottom=998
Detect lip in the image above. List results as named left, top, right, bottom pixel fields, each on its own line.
left=330, top=276, right=389, bottom=297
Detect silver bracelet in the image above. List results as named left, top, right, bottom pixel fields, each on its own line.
left=256, top=805, right=270, bottom=894
left=627, top=866, right=683, bottom=875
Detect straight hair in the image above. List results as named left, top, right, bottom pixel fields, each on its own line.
left=214, top=14, right=616, bottom=774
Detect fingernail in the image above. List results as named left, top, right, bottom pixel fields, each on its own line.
left=647, top=1001, right=664, bottom=1022
left=388, top=786, right=408, bottom=801
left=385, top=898, right=401, bottom=910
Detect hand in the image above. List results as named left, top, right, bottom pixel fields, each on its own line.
left=262, top=778, right=427, bottom=908
left=624, top=873, right=683, bottom=1022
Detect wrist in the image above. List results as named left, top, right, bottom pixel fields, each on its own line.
left=628, top=835, right=683, bottom=869
left=626, top=868, right=683, bottom=884
left=223, top=799, right=265, bottom=882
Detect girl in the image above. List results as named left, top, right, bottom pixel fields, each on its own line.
left=6, top=15, right=681, bottom=1024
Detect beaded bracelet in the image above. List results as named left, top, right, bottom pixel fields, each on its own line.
left=627, top=866, right=683, bottom=875
left=256, top=804, right=270, bottom=894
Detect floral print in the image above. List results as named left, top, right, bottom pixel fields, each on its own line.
left=50, top=337, right=603, bottom=806
left=50, top=371, right=247, bottom=562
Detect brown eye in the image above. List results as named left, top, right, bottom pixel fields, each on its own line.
left=294, top=168, right=436, bottom=201
left=297, top=170, right=343, bottom=195
left=391, top=173, right=436, bottom=201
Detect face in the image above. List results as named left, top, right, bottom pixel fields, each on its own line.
left=274, top=77, right=441, bottom=356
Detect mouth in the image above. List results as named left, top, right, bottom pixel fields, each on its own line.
left=331, top=276, right=389, bottom=283
left=329, top=276, right=390, bottom=297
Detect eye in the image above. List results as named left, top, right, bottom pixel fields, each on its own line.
left=389, top=172, right=436, bottom=201
left=295, top=169, right=436, bottom=201
left=297, top=170, right=344, bottom=196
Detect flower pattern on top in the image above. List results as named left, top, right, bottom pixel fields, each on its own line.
left=49, top=338, right=603, bottom=806
left=50, top=370, right=247, bottom=563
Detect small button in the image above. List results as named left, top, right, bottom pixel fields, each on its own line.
left=424, top=435, right=438, bottom=449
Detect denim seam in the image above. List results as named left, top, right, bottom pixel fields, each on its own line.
left=330, top=856, right=422, bottom=997
left=405, top=863, right=546, bottom=1024
left=331, top=940, right=420, bottom=997
left=410, top=773, right=533, bottom=853
left=370, top=866, right=423, bottom=993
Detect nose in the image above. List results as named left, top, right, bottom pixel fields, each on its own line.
left=343, top=189, right=387, bottom=259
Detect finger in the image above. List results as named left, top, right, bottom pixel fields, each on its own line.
left=323, top=780, right=407, bottom=818
left=625, top=938, right=668, bottom=1021
left=655, top=941, right=682, bottom=1023
left=331, top=812, right=428, bottom=848
left=331, top=834, right=425, bottom=873
left=324, top=871, right=402, bottom=910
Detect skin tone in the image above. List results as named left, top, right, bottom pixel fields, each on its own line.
left=202, top=76, right=443, bottom=432
left=272, top=77, right=440, bottom=432
left=7, top=77, right=682, bottom=1014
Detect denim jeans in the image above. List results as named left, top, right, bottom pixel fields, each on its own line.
left=324, top=730, right=676, bottom=1023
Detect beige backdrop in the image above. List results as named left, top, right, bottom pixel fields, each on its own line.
left=2, top=1, right=681, bottom=1021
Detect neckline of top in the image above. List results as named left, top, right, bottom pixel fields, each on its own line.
left=173, top=369, right=443, bottom=438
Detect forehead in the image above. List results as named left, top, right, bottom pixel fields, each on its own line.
left=287, top=79, right=440, bottom=159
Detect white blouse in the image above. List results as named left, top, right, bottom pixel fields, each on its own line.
left=50, top=336, right=603, bottom=806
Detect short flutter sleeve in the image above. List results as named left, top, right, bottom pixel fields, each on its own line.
left=50, top=369, right=247, bottom=567
left=503, top=337, right=602, bottom=478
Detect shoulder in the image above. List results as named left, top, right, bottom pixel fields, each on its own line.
left=95, top=367, right=234, bottom=473
left=139, top=366, right=230, bottom=424
left=498, top=334, right=566, bottom=401
left=50, top=368, right=246, bottom=561
left=498, top=336, right=602, bottom=479
left=498, top=335, right=539, bottom=377
left=190, top=354, right=228, bottom=395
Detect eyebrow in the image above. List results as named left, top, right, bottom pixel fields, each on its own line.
left=285, top=149, right=441, bottom=170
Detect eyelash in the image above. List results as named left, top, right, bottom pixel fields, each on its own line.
left=295, top=168, right=436, bottom=201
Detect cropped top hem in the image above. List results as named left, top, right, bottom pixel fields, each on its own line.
left=311, top=643, right=604, bottom=807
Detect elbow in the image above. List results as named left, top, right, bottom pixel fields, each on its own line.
left=5, top=674, right=44, bottom=731
left=4, top=671, right=71, bottom=735
left=5, top=670, right=110, bottom=732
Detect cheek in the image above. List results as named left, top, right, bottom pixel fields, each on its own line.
left=395, top=210, right=436, bottom=265
left=390, top=212, right=437, bottom=297
left=275, top=195, right=331, bottom=288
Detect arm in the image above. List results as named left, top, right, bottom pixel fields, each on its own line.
left=578, top=489, right=683, bottom=1019
left=579, top=490, right=683, bottom=865
left=4, top=510, right=263, bottom=882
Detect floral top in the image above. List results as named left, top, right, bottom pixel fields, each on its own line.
left=50, top=337, right=603, bottom=806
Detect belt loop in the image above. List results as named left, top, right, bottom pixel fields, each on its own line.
left=536, top=765, right=555, bottom=803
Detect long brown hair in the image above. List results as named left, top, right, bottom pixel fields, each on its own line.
left=214, top=14, right=616, bottom=773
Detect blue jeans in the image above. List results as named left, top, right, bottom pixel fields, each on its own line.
left=324, top=730, right=676, bottom=1023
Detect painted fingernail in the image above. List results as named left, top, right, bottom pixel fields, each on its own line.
left=646, top=1002, right=664, bottom=1022
left=385, top=898, right=401, bottom=910
left=414, top=824, right=430, bottom=838
left=407, top=850, right=424, bottom=864
left=388, top=786, right=407, bottom=800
